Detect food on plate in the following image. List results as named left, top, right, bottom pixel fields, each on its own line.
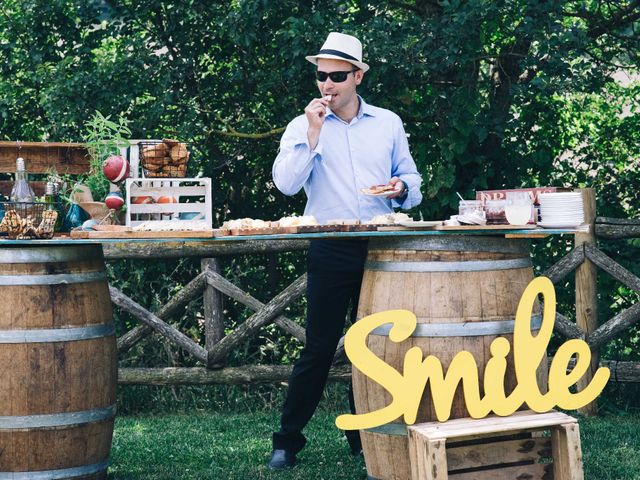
left=277, top=215, right=319, bottom=227
left=134, top=220, right=209, bottom=231
left=360, top=184, right=398, bottom=195
left=102, top=155, right=130, bottom=183
left=364, top=212, right=412, bottom=224
left=219, top=215, right=319, bottom=230
left=327, top=218, right=360, bottom=225
left=221, top=218, right=270, bottom=230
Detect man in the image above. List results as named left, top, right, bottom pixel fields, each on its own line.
left=270, top=32, right=422, bottom=469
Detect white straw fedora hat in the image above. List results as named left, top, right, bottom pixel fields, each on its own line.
left=306, top=32, right=369, bottom=72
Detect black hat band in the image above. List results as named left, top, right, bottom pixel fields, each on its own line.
left=317, top=49, right=360, bottom=63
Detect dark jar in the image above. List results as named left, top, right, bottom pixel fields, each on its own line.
left=484, top=199, right=508, bottom=225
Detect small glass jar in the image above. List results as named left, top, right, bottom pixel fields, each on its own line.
left=458, top=200, right=483, bottom=217
left=484, top=199, right=508, bottom=225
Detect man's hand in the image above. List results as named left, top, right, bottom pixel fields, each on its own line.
left=384, top=177, right=407, bottom=199
left=305, top=96, right=330, bottom=150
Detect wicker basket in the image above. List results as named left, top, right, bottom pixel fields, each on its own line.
left=1, top=202, right=63, bottom=223
left=0, top=202, right=64, bottom=238
left=139, top=140, right=189, bottom=178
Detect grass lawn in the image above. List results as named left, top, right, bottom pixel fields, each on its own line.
left=108, top=411, right=640, bottom=479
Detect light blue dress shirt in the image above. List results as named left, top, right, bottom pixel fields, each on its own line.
left=272, top=96, right=423, bottom=223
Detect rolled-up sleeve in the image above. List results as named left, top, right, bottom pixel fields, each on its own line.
left=272, top=118, right=321, bottom=196
left=390, top=117, right=423, bottom=210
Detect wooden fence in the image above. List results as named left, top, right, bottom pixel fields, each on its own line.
left=107, top=195, right=640, bottom=417
left=3, top=142, right=637, bottom=416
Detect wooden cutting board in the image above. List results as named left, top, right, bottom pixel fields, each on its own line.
left=341, top=224, right=384, bottom=232
left=226, top=226, right=297, bottom=236
left=292, top=225, right=342, bottom=234
left=70, top=229, right=216, bottom=239
left=214, top=225, right=345, bottom=236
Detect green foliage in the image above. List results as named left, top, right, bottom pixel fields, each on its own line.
left=83, top=111, right=131, bottom=164
left=1, top=0, right=638, bottom=221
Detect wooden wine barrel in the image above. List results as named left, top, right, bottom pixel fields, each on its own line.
left=0, top=245, right=116, bottom=480
left=353, top=236, right=549, bottom=480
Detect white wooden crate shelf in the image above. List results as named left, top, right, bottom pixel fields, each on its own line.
left=125, top=178, right=212, bottom=228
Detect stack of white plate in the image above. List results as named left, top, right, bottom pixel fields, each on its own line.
left=538, top=192, right=584, bottom=228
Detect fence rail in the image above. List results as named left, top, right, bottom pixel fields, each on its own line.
left=107, top=192, right=640, bottom=417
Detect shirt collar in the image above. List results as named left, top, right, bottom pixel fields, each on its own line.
left=326, top=95, right=376, bottom=121
left=358, top=96, right=376, bottom=118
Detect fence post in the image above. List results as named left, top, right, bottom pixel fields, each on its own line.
left=202, top=258, right=225, bottom=368
left=575, top=188, right=599, bottom=416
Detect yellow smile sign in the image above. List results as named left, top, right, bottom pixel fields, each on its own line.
left=336, top=276, right=610, bottom=430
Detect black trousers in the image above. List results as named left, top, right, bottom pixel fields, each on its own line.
left=272, top=239, right=369, bottom=454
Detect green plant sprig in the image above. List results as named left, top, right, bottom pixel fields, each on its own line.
left=82, top=111, right=132, bottom=201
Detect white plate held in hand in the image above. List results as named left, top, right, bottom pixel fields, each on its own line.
left=360, top=184, right=402, bottom=197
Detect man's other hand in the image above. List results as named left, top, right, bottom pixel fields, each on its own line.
left=385, top=177, right=407, bottom=199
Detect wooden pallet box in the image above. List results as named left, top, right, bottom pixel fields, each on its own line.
left=408, top=410, right=583, bottom=480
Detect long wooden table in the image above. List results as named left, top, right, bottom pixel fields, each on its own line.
left=0, top=227, right=591, bottom=480
left=0, top=226, right=586, bottom=246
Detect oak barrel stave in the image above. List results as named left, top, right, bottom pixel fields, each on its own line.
left=0, top=245, right=116, bottom=479
left=354, top=236, right=549, bottom=480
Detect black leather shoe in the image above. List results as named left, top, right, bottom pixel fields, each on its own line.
left=268, top=449, right=296, bottom=469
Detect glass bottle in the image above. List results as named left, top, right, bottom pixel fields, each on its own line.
left=10, top=157, right=36, bottom=202
left=44, top=182, right=62, bottom=232
left=44, top=182, right=56, bottom=205
left=53, top=183, right=64, bottom=231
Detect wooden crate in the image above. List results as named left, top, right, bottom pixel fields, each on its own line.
left=408, top=410, right=583, bottom=480
left=125, top=177, right=212, bottom=228
left=0, top=141, right=90, bottom=197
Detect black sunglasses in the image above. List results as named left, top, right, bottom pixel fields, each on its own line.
left=316, top=69, right=358, bottom=83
